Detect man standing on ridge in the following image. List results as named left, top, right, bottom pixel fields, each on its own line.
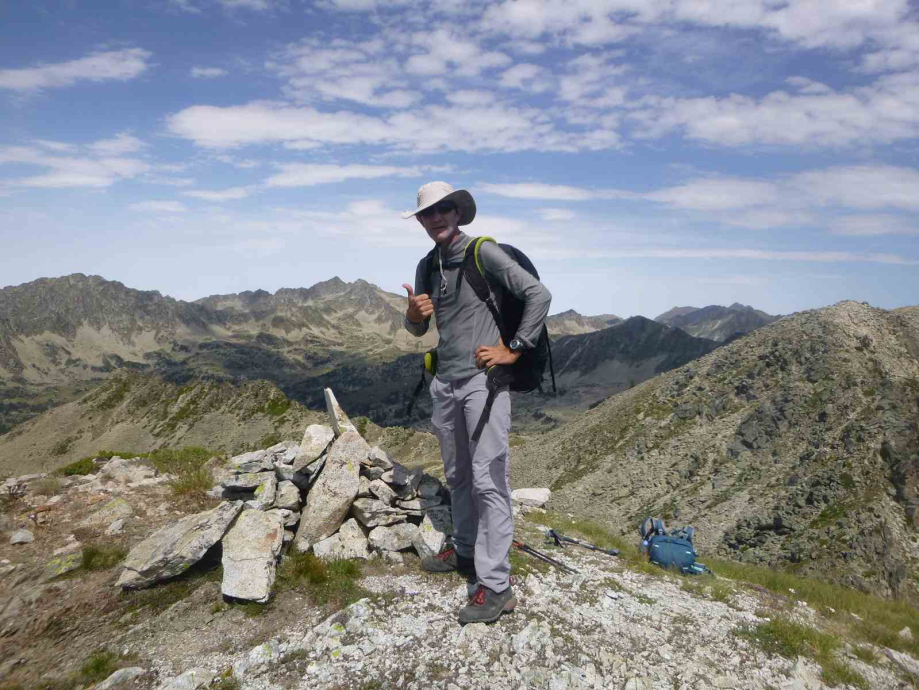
left=401, top=181, right=552, bottom=624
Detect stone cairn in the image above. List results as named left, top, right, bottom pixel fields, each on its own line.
left=115, top=389, right=453, bottom=603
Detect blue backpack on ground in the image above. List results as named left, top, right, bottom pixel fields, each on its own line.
left=640, top=517, right=712, bottom=576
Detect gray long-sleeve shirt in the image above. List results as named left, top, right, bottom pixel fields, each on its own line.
left=404, top=231, right=552, bottom=382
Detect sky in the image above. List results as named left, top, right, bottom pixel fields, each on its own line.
left=1, top=0, right=918, bottom=320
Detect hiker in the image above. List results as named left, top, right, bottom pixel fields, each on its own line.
left=401, top=181, right=552, bottom=624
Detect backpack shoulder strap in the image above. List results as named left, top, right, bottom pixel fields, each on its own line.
left=461, top=237, right=512, bottom=342
left=420, top=246, right=437, bottom=297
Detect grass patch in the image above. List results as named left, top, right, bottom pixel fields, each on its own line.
left=265, top=398, right=291, bottom=417
left=851, top=646, right=877, bottom=665
left=30, top=476, right=63, bottom=495
left=78, top=650, right=119, bottom=684
left=510, top=546, right=551, bottom=575
left=82, top=544, right=128, bottom=571
left=736, top=616, right=867, bottom=689
left=276, top=551, right=368, bottom=608
left=711, top=555, right=919, bottom=659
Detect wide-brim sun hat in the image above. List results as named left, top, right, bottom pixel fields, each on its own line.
left=401, top=181, right=476, bottom=226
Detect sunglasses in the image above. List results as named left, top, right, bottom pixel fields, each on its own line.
left=419, top=201, right=457, bottom=218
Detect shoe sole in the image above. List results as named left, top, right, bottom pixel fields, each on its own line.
left=458, top=596, right=517, bottom=625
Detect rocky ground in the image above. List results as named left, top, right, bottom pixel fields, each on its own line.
left=2, top=460, right=918, bottom=690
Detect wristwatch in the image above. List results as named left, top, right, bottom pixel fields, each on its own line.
left=508, top=338, right=525, bottom=352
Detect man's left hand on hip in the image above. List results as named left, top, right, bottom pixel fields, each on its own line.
left=475, top=339, right=521, bottom=369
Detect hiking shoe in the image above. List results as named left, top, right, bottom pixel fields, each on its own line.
left=458, top=585, right=516, bottom=624
left=421, top=546, right=476, bottom=578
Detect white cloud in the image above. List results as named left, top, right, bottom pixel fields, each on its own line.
left=630, top=70, right=919, bottom=148
left=645, top=178, right=780, bottom=211
left=406, top=30, right=511, bottom=78
left=191, top=67, right=227, bottom=78
left=183, top=186, right=253, bottom=201
left=147, top=176, right=196, bottom=187
left=499, top=63, right=549, bottom=92
left=0, top=146, right=150, bottom=188
left=538, top=208, right=577, bottom=221
left=219, top=0, right=274, bottom=9
left=446, top=90, right=496, bottom=106
left=129, top=201, right=188, bottom=213
left=264, top=164, right=421, bottom=188
left=831, top=214, right=919, bottom=236
left=479, top=182, right=630, bottom=201
left=89, top=133, right=146, bottom=155
left=167, top=100, right=613, bottom=153
left=791, top=165, right=919, bottom=210
left=0, top=49, right=152, bottom=92
left=33, top=140, right=77, bottom=153
left=268, top=38, right=419, bottom=109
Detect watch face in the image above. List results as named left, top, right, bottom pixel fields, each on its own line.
left=510, top=339, right=523, bottom=351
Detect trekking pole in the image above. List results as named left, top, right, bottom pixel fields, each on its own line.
left=546, top=529, right=620, bottom=557
left=512, top=540, right=579, bottom=574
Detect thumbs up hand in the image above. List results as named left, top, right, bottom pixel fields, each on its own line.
left=403, top=283, right=434, bottom=323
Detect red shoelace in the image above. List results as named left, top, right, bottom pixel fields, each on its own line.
left=470, top=585, right=487, bottom=606
left=435, top=547, right=455, bottom=560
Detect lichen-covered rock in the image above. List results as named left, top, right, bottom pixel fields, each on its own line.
left=11, top=529, right=34, bottom=545
left=418, top=474, right=442, bottom=499
left=227, top=450, right=274, bottom=474
left=221, top=509, right=285, bottom=603
left=293, top=424, right=335, bottom=472
left=221, top=472, right=266, bottom=490
left=412, top=512, right=447, bottom=560
left=425, top=505, right=455, bottom=536
left=274, top=480, right=300, bottom=510
left=79, top=497, right=134, bottom=527
left=312, top=518, right=370, bottom=561
left=41, top=552, right=82, bottom=581
left=368, top=479, right=397, bottom=505
left=350, top=498, right=406, bottom=528
left=100, top=457, right=158, bottom=484
left=367, top=446, right=394, bottom=470
left=116, top=501, right=243, bottom=589
left=394, top=496, right=442, bottom=511
left=245, top=475, right=277, bottom=511
left=368, top=522, right=418, bottom=552
left=293, top=431, right=364, bottom=551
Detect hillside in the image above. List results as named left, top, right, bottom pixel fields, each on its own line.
left=0, top=274, right=438, bottom=434
left=655, top=303, right=780, bottom=341
left=513, top=301, right=919, bottom=600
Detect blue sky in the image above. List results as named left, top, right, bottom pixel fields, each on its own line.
left=1, top=0, right=917, bottom=320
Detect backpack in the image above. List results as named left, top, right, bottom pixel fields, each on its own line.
left=420, top=236, right=556, bottom=394
left=639, top=517, right=712, bottom=576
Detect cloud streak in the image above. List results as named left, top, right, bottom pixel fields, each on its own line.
left=0, top=49, right=152, bottom=92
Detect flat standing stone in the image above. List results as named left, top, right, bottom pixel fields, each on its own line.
left=323, top=388, right=358, bottom=437
left=293, top=431, right=364, bottom=551
left=117, top=501, right=243, bottom=589
left=412, top=512, right=447, bottom=560
left=222, top=509, right=285, bottom=603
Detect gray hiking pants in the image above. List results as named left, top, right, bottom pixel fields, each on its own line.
left=430, top=371, right=513, bottom=592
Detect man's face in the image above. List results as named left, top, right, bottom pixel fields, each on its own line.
left=417, top=201, right=460, bottom=246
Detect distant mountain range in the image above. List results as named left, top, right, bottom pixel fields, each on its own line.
left=0, top=274, right=774, bottom=436
left=654, top=302, right=780, bottom=341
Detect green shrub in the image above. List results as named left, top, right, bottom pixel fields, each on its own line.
left=265, top=398, right=291, bottom=416
left=78, top=649, right=119, bottom=684
left=55, top=457, right=95, bottom=476
left=51, top=437, right=75, bottom=456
